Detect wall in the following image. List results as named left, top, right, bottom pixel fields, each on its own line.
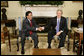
left=1, top=1, right=83, bottom=33
left=62, top=1, right=83, bottom=19
left=1, top=1, right=83, bottom=19
left=1, top=1, right=23, bottom=19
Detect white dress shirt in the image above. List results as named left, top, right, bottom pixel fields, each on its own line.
left=57, top=18, right=61, bottom=23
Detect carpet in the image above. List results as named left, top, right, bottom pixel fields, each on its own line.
left=1, top=36, right=77, bottom=55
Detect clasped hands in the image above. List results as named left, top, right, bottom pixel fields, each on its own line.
left=37, top=27, right=44, bottom=31
left=37, top=27, right=63, bottom=36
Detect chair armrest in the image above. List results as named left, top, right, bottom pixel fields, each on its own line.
left=66, top=28, right=71, bottom=35
left=3, top=30, right=10, bottom=36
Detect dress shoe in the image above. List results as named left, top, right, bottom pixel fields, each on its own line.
left=21, top=50, right=25, bottom=54
left=34, top=46, right=38, bottom=48
left=60, top=47, right=65, bottom=49
left=58, top=46, right=60, bottom=48
left=58, top=46, right=64, bottom=49
left=48, top=46, right=51, bottom=48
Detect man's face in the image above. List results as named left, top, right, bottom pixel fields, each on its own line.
left=57, top=11, right=62, bottom=18
left=27, top=13, right=32, bottom=20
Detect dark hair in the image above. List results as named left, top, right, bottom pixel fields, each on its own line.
left=25, top=11, right=32, bottom=18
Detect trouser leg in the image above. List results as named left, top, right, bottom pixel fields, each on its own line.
left=31, top=33, right=38, bottom=47
left=48, top=31, right=55, bottom=47
left=58, top=33, right=66, bottom=48
left=21, top=36, right=25, bottom=52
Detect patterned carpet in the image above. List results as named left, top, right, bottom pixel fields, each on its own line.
left=1, top=35, right=77, bottom=55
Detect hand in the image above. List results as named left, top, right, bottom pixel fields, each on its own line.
left=39, top=27, right=43, bottom=31
left=37, top=27, right=44, bottom=31
left=41, top=27, right=44, bottom=30
left=37, top=27, right=42, bottom=31
left=56, top=31, right=62, bottom=36
left=29, top=37, right=32, bottom=40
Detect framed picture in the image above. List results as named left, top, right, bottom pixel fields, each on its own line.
left=1, top=1, right=8, bottom=7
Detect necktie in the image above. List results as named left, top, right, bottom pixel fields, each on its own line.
left=56, top=19, right=59, bottom=33
left=29, top=20, right=32, bottom=35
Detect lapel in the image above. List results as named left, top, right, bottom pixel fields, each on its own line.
left=55, top=16, right=57, bottom=26
left=26, top=18, right=31, bottom=26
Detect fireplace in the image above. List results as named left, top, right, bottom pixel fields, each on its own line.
left=33, top=16, right=53, bottom=33
left=23, top=5, right=63, bottom=17
left=22, top=5, right=63, bottom=33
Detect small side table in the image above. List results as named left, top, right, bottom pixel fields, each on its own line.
left=1, top=32, right=5, bottom=43
left=3, top=30, right=11, bottom=52
left=73, top=28, right=83, bottom=55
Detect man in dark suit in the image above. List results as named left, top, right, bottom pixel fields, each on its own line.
left=21, top=11, right=41, bottom=54
left=41, top=9, right=68, bottom=48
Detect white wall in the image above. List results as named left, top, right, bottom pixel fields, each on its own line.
left=62, top=1, right=83, bottom=19
left=1, top=1, right=83, bottom=32
left=1, top=1, right=83, bottom=20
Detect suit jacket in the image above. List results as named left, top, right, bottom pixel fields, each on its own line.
left=45, top=16, right=68, bottom=35
left=22, top=18, right=38, bottom=37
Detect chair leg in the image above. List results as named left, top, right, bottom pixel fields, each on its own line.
left=67, top=31, right=71, bottom=51
left=1, top=33, right=5, bottom=43
left=8, top=33, right=11, bottom=52
left=17, top=37, right=19, bottom=51
left=17, top=42, right=19, bottom=51
left=67, top=41, right=70, bottom=51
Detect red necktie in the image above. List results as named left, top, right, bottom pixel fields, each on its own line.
left=29, top=20, right=33, bottom=35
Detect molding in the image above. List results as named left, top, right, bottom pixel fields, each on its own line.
left=24, top=5, right=64, bottom=7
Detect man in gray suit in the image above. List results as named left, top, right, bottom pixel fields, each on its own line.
left=21, top=11, right=41, bottom=54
